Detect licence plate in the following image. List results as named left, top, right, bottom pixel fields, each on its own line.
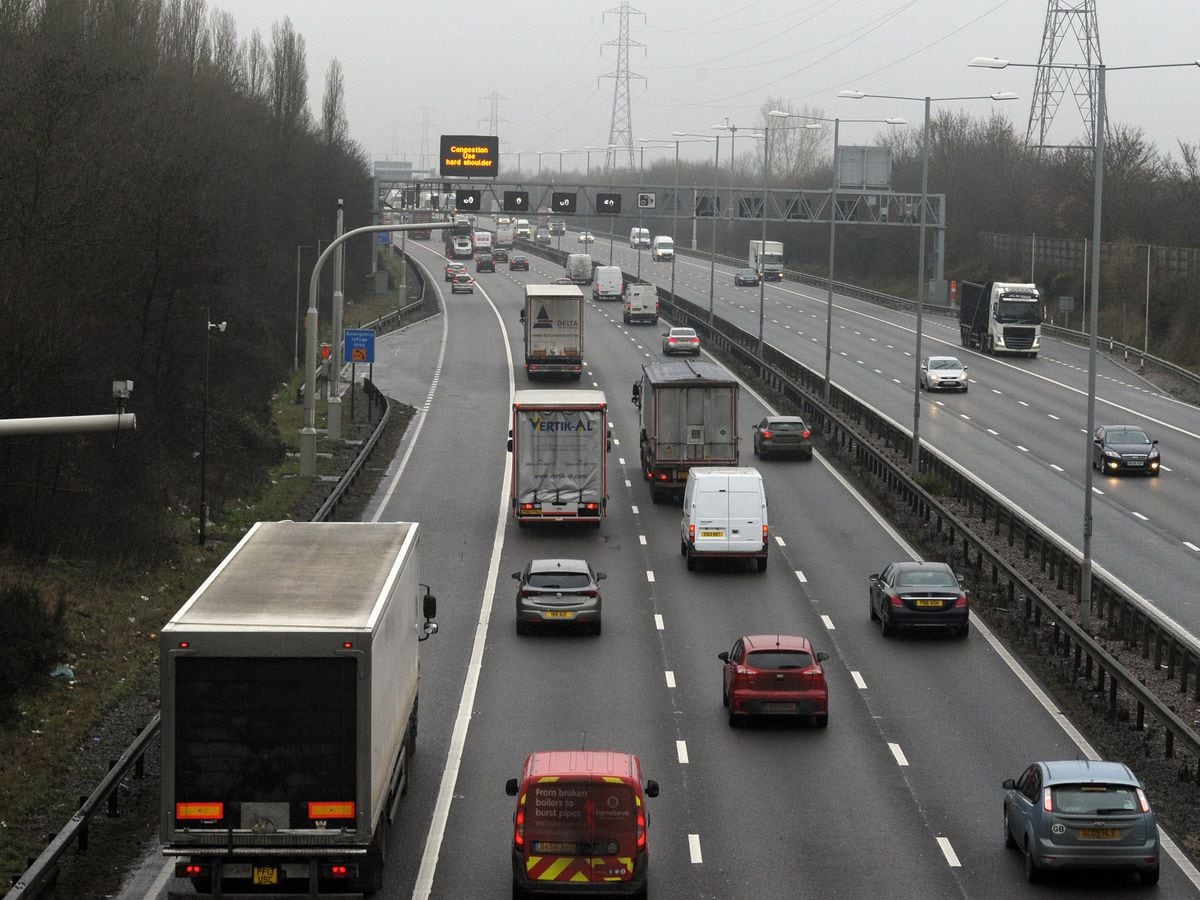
left=1125, top=461, right=1143, bottom=467
left=914, top=600, right=943, bottom=608
left=1078, top=828, right=1121, bottom=840
left=764, top=702, right=798, bottom=712
left=545, top=611, right=575, bottom=619
left=533, top=841, right=580, bottom=854
left=700, top=530, right=724, bottom=538
left=252, top=867, right=279, bottom=886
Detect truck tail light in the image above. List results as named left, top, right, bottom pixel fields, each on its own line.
left=322, top=864, right=351, bottom=880
left=176, top=802, right=223, bottom=820
left=179, top=863, right=207, bottom=878
left=762, top=524, right=769, bottom=543
left=514, top=804, right=526, bottom=847
left=584, top=502, right=599, bottom=511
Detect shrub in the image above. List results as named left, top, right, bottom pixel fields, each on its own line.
left=0, top=583, right=68, bottom=723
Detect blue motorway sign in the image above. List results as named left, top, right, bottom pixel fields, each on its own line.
left=344, top=328, right=375, bottom=363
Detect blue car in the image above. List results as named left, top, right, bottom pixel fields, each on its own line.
left=1003, top=759, right=1159, bottom=886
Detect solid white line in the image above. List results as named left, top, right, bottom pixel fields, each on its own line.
left=1131, top=512, right=1148, bottom=521
left=654, top=614, right=665, bottom=630
left=851, top=671, right=868, bottom=690
left=676, top=740, right=689, bottom=764
left=639, top=534, right=647, bottom=545
left=147, top=859, right=175, bottom=897
left=888, top=743, right=909, bottom=766
left=1049, top=464, right=1064, bottom=472
left=794, top=569, right=807, bottom=583
left=665, top=670, right=676, bottom=688
left=413, top=277, right=516, bottom=899
left=646, top=570, right=655, bottom=583
left=775, top=535, right=787, bottom=546
left=986, top=428, right=999, bottom=436
left=1016, top=445, right=1029, bottom=452
left=820, top=614, right=835, bottom=630
left=688, top=834, right=703, bottom=864
left=936, top=836, right=961, bottom=867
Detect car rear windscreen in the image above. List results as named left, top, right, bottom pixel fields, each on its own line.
left=528, top=572, right=592, bottom=589
left=898, top=571, right=957, bottom=588
left=769, top=422, right=806, bottom=432
left=747, top=650, right=812, bottom=670
left=1052, top=784, right=1140, bottom=815
left=174, top=657, right=356, bottom=827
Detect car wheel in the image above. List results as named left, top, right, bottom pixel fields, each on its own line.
left=955, top=622, right=970, bottom=638
left=680, top=538, right=688, bottom=557
left=516, top=619, right=530, bottom=636
left=722, top=682, right=729, bottom=707
left=686, top=552, right=697, bottom=571
left=813, top=713, right=828, bottom=728
left=879, top=611, right=894, bottom=637
left=802, top=450, right=813, bottom=461
left=513, top=880, right=528, bottom=900
left=869, top=597, right=879, bottom=621
left=962, top=384, right=968, bottom=393
left=756, top=556, right=767, bottom=572
left=1024, top=840, right=1040, bottom=883
left=1139, top=867, right=1160, bottom=887
left=727, top=708, right=741, bottom=728
left=1003, top=806, right=1017, bottom=849
left=1152, top=469, right=1160, bottom=478
left=590, top=618, right=602, bottom=636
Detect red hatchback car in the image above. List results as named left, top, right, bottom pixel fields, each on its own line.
left=719, top=634, right=829, bottom=727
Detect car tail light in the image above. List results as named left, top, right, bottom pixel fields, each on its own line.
left=801, top=429, right=811, bottom=439
left=953, top=594, right=968, bottom=608
left=762, top=524, right=769, bottom=543
left=668, top=337, right=677, bottom=344
left=1137, top=788, right=1151, bottom=813
left=581, top=589, right=598, bottom=598
left=761, top=429, right=773, bottom=439
left=1042, top=787, right=1053, bottom=813
left=688, top=523, right=695, bottom=545
left=584, top=502, right=599, bottom=511
left=889, top=594, right=904, bottom=607
left=514, top=804, right=526, bottom=847
left=636, top=805, right=647, bottom=850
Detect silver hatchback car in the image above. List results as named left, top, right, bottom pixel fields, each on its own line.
left=1003, top=759, right=1159, bottom=886
left=512, top=559, right=605, bottom=635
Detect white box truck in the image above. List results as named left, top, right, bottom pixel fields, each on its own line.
left=160, top=521, right=438, bottom=896
left=749, top=240, right=784, bottom=281
left=521, top=283, right=584, bottom=379
left=632, top=361, right=739, bottom=504
left=508, top=389, right=610, bottom=526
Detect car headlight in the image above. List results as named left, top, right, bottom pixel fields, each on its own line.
left=1148, top=449, right=1160, bottom=459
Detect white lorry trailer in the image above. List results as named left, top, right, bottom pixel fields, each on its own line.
left=521, top=284, right=584, bottom=379
left=959, top=280, right=1043, bottom=357
left=509, top=389, right=610, bottom=526
left=160, top=521, right=437, bottom=896
left=632, top=361, right=740, bottom=504
left=749, top=240, right=784, bottom=281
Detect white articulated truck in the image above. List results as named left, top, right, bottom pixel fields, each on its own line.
left=509, top=389, right=610, bottom=526
left=160, top=521, right=438, bottom=896
left=521, top=283, right=584, bottom=379
left=959, top=280, right=1043, bottom=357
left=749, top=240, right=784, bottom=281
left=632, top=361, right=740, bottom=504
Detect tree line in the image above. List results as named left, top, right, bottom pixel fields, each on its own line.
left=0, top=0, right=372, bottom=561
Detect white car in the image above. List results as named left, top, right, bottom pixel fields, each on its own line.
left=920, top=355, right=968, bottom=392
left=578, top=231, right=595, bottom=243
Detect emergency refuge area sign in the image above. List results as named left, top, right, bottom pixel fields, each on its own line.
left=344, top=329, right=375, bottom=363
left=440, top=135, right=498, bottom=178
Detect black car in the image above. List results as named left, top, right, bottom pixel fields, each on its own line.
left=1092, top=424, right=1160, bottom=476
left=475, top=253, right=495, bottom=273
left=734, top=268, right=760, bottom=287
left=509, top=254, right=530, bottom=271
left=869, top=561, right=968, bottom=638
left=492, top=246, right=509, bottom=262
left=512, top=558, right=606, bottom=635
left=752, top=416, right=813, bottom=460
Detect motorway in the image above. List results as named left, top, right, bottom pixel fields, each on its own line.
left=119, top=237, right=1200, bottom=898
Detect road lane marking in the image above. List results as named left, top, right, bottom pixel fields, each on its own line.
left=775, top=536, right=786, bottom=546
left=632, top=505, right=640, bottom=514
left=688, top=834, right=703, bottom=864
left=618, top=457, right=626, bottom=465
left=665, top=670, right=676, bottom=688
left=936, top=837, right=961, bottom=867
left=654, top=614, right=665, bottom=630
left=1185, top=542, right=1200, bottom=552
left=676, top=740, right=689, bottom=764
left=851, top=671, right=867, bottom=689
left=889, top=743, right=909, bottom=766
left=1016, top=446, right=1029, bottom=452
left=646, top=571, right=655, bottom=583
left=625, top=479, right=632, bottom=487
left=1049, top=464, right=1064, bottom=472
left=820, top=614, right=835, bottom=630
left=639, top=534, right=647, bottom=544
left=1131, top=512, right=1148, bottom=521
left=794, top=570, right=807, bottom=583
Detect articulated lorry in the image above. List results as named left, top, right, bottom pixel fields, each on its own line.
left=632, top=360, right=740, bottom=503
left=521, top=284, right=584, bottom=379
left=959, top=281, right=1043, bottom=357
left=749, top=240, right=784, bottom=281
left=410, top=209, right=433, bottom=240
left=509, top=389, right=610, bottom=526
left=160, top=521, right=438, bottom=896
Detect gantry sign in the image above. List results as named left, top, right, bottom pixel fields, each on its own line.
left=439, top=135, right=499, bottom=178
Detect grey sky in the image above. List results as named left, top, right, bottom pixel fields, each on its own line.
left=228, top=0, right=1198, bottom=169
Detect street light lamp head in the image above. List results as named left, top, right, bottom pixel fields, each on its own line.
left=990, top=91, right=1020, bottom=101
left=767, top=110, right=790, bottom=118
left=672, top=130, right=687, bottom=136
left=969, top=56, right=1009, bottom=68
left=885, top=117, right=908, bottom=125
left=838, top=90, right=866, bottom=99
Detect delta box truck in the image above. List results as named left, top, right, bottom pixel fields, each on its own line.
left=521, top=283, right=584, bottom=379
left=160, top=521, right=438, bottom=896
left=958, top=280, right=1043, bottom=357
left=632, top=360, right=739, bottom=504
left=509, top=389, right=610, bottom=526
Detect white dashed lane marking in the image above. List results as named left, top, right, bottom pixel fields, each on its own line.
left=820, top=614, right=835, bottom=630
left=937, top=837, right=962, bottom=867
left=654, top=614, right=665, bottom=630
left=794, top=570, right=807, bottom=583
left=889, top=743, right=909, bottom=766
left=676, top=740, right=689, bottom=764
left=665, top=670, right=676, bottom=688
left=851, top=671, right=867, bottom=689
left=688, top=834, right=703, bottom=864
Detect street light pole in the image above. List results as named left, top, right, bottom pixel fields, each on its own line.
left=911, top=95, right=931, bottom=476
left=710, top=136, right=720, bottom=319
left=759, top=111, right=790, bottom=356
left=824, top=118, right=840, bottom=404
left=200, top=310, right=227, bottom=546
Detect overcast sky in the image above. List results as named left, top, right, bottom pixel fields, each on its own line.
left=226, top=0, right=1198, bottom=171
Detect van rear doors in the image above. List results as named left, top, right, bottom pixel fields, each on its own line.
left=683, top=468, right=768, bottom=568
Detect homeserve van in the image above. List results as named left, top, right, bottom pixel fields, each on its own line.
left=651, top=235, right=675, bottom=261
left=505, top=750, right=660, bottom=898
left=629, top=227, right=650, bottom=249
left=592, top=265, right=624, bottom=301
left=680, top=467, right=768, bottom=571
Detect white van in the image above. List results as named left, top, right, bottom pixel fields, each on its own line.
left=652, top=236, right=675, bottom=261
left=623, top=283, right=658, bottom=324
left=680, top=467, right=768, bottom=571
left=629, top=227, right=650, bottom=249
left=565, top=253, right=594, bottom=284
left=592, top=265, right=624, bottom=301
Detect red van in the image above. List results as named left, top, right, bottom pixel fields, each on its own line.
left=505, top=750, right=660, bottom=898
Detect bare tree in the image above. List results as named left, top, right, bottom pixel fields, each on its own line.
left=759, top=97, right=828, bottom=185
left=242, top=27, right=267, bottom=97
left=321, top=58, right=349, bottom=150
left=208, top=9, right=241, bottom=87
left=268, top=17, right=309, bottom=137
